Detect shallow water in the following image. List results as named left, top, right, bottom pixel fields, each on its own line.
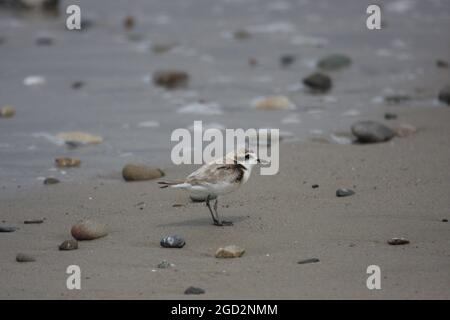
left=0, top=0, right=449, bottom=186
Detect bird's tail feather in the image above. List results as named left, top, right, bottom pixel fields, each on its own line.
left=158, top=180, right=184, bottom=188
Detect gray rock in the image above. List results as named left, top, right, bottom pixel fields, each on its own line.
left=351, top=121, right=395, bottom=143
left=318, top=54, right=352, bottom=71
left=438, top=86, right=450, bottom=105
left=384, top=113, right=398, bottom=120
left=16, top=253, right=35, bottom=262
left=184, top=286, right=205, bottom=295
left=280, top=54, right=296, bottom=67
left=215, top=245, right=245, bottom=258
left=59, top=239, right=78, bottom=250
left=336, top=188, right=355, bottom=197
left=157, top=260, right=173, bottom=269
left=122, top=164, right=164, bottom=182
left=387, top=238, right=410, bottom=245
left=43, top=177, right=60, bottom=185
left=384, top=95, right=411, bottom=104
left=153, top=70, right=189, bottom=89
left=436, top=60, right=449, bottom=68
left=160, top=235, right=185, bottom=248
left=303, top=72, right=332, bottom=92
left=0, top=225, right=17, bottom=232
left=297, top=258, right=320, bottom=265
left=71, top=220, right=108, bottom=241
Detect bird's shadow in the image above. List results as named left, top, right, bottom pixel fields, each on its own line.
left=156, top=215, right=248, bottom=228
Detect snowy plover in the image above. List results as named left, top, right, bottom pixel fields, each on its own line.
left=158, top=149, right=264, bottom=226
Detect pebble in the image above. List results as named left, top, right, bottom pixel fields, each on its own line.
left=0, top=225, right=17, bottom=232
left=384, top=113, right=398, bottom=120
left=317, top=54, right=352, bottom=71
left=184, top=286, right=205, bottom=295
left=252, top=96, right=295, bottom=110
left=351, top=121, right=395, bottom=143
left=336, top=188, right=355, bottom=197
left=312, top=184, right=319, bottom=189
left=384, top=95, right=411, bottom=104
left=233, top=29, right=251, bottom=40
left=152, top=42, right=177, bottom=54
left=71, top=81, right=84, bottom=89
left=394, top=123, right=417, bottom=137
left=280, top=54, right=296, bottom=67
left=43, top=177, right=60, bottom=185
left=436, top=60, right=449, bottom=68
left=35, top=36, right=53, bottom=46
left=388, top=238, right=410, bottom=245
left=123, top=15, right=135, bottom=31
left=157, top=260, right=173, bottom=269
left=153, top=70, right=189, bottom=89
left=215, top=245, right=245, bottom=258
left=23, top=75, right=46, bottom=86
left=160, top=235, right=185, bottom=248
left=0, top=106, right=15, bottom=118
left=297, top=258, right=320, bottom=265
left=16, top=253, right=35, bottom=263
left=122, top=164, right=164, bottom=181
left=59, top=239, right=78, bottom=251
left=56, top=132, right=103, bottom=145
left=303, top=72, right=332, bottom=92
left=55, top=157, right=81, bottom=168
left=24, top=219, right=44, bottom=224
left=442, top=219, right=448, bottom=222
left=71, top=220, right=108, bottom=241
left=438, top=86, right=450, bottom=105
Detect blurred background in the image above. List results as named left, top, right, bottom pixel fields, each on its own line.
left=0, top=0, right=449, bottom=186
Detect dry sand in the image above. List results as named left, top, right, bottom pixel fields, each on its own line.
left=1, top=106, right=449, bottom=299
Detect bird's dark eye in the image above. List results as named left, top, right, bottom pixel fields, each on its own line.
left=245, top=154, right=250, bottom=160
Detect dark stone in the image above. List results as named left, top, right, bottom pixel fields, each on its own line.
left=384, top=113, right=398, bottom=120
left=35, top=36, right=53, bottom=46
left=43, top=177, right=60, bottom=185
left=16, top=253, right=35, bottom=262
left=297, top=258, right=320, bottom=265
left=303, top=72, right=332, bottom=92
left=336, top=188, right=355, bottom=197
left=184, top=286, right=205, bottom=295
left=438, top=86, right=450, bottom=105
left=280, top=54, right=296, bottom=67
left=387, top=238, right=410, bottom=245
left=153, top=70, right=189, bottom=89
left=384, top=95, right=411, bottom=104
left=0, top=225, right=17, bottom=232
left=160, top=235, right=185, bottom=248
left=24, top=219, right=44, bottom=224
left=442, top=219, right=448, bottom=222
left=157, top=260, right=172, bottom=269
left=351, top=121, right=395, bottom=143
left=71, top=81, right=84, bottom=89
left=318, top=54, right=352, bottom=71
left=59, top=239, right=78, bottom=250
left=436, top=60, right=449, bottom=68
left=311, top=184, right=319, bottom=189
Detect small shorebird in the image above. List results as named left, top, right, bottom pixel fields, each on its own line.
left=158, top=149, right=262, bottom=226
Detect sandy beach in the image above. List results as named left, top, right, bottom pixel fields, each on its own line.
left=1, top=107, right=449, bottom=299
left=1, top=0, right=450, bottom=299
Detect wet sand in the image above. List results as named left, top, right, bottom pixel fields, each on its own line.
left=1, top=106, right=449, bottom=299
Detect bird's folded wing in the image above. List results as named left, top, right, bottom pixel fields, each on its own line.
left=186, top=163, right=245, bottom=186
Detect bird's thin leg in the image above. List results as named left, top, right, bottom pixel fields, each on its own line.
left=213, top=198, right=233, bottom=226
left=206, top=195, right=221, bottom=226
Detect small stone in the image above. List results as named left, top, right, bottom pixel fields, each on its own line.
left=59, top=239, right=78, bottom=250
left=384, top=113, right=398, bottom=120
left=184, top=286, right=205, bottom=295
left=351, top=121, right=395, bottom=143
left=122, top=164, right=164, bottom=181
left=71, top=81, right=84, bottom=89
left=394, top=123, right=417, bottom=137
left=438, top=86, right=450, bottom=105
left=71, top=220, right=108, bottom=241
left=312, top=184, right=319, bottom=189
left=57, top=132, right=103, bottom=145
left=23, top=75, right=46, bottom=86
left=303, top=72, right=332, bottom=92
left=55, top=157, right=81, bottom=168
left=160, top=235, right=185, bottom=248
left=318, top=54, right=352, bottom=71
left=297, top=258, right=320, bottom=265
left=384, top=95, right=411, bottom=104
left=280, top=54, right=296, bottom=67
left=442, top=219, right=448, bottom=222
left=215, top=245, right=245, bottom=258
left=35, top=36, right=53, bottom=46
left=336, top=188, right=355, bottom=197
left=152, top=42, right=177, bottom=54
left=43, top=177, right=60, bottom=185
left=248, top=57, right=259, bottom=67
left=388, top=238, right=410, bottom=245
left=252, top=96, right=295, bottom=110
left=16, top=253, right=35, bottom=263
left=0, top=106, right=15, bottom=118
left=123, top=15, right=135, bottom=31
left=0, top=225, right=17, bottom=232
left=233, top=29, right=251, bottom=40
left=157, top=260, right=172, bottom=269
left=436, top=60, right=449, bottom=68
left=153, top=70, right=189, bottom=89
left=24, top=219, right=44, bottom=224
